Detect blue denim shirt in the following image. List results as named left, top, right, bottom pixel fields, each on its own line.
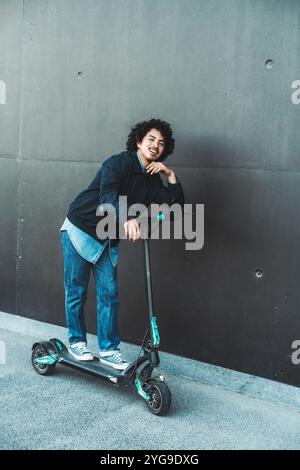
left=136, top=150, right=145, bottom=173
left=60, top=217, right=118, bottom=266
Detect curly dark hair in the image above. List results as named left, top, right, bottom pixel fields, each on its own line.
left=126, top=118, right=175, bottom=161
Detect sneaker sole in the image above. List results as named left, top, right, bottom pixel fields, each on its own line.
left=68, top=349, right=94, bottom=361
left=99, top=357, right=129, bottom=370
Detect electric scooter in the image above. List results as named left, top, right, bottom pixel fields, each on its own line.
left=31, top=214, right=171, bottom=416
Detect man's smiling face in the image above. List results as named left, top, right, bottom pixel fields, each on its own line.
left=136, top=128, right=165, bottom=165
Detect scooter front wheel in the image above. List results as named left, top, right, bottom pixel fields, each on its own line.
left=146, top=379, right=171, bottom=416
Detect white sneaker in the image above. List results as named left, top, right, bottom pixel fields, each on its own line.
left=68, top=342, right=94, bottom=361
left=99, top=350, right=129, bottom=370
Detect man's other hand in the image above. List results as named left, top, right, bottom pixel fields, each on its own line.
left=146, top=162, right=177, bottom=183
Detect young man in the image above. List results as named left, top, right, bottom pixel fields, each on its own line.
left=60, top=118, right=184, bottom=370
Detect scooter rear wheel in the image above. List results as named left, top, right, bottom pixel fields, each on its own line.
left=146, top=379, right=171, bottom=416
left=32, top=344, right=56, bottom=376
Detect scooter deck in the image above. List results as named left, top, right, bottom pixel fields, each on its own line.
left=58, top=349, right=134, bottom=385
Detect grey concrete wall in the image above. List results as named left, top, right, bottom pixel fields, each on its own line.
left=1, top=0, right=300, bottom=386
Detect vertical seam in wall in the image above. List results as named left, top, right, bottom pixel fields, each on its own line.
left=16, top=0, right=25, bottom=315
left=17, top=0, right=25, bottom=158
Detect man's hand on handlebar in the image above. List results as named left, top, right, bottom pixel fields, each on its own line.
left=124, top=218, right=141, bottom=242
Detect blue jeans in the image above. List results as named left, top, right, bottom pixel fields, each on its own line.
left=60, top=230, right=120, bottom=352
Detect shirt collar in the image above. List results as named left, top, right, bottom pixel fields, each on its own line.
left=137, top=151, right=146, bottom=173
left=132, top=151, right=146, bottom=174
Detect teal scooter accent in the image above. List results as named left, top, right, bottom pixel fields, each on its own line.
left=156, top=213, right=165, bottom=222
left=36, top=354, right=58, bottom=365
left=55, top=341, right=63, bottom=351
left=151, top=316, right=160, bottom=347
left=135, top=377, right=150, bottom=401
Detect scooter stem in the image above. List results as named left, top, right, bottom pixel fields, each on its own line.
left=143, top=238, right=154, bottom=319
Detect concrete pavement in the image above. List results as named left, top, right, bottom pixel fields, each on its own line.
left=0, top=326, right=300, bottom=450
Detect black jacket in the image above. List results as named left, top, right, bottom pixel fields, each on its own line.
left=67, top=150, right=185, bottom=245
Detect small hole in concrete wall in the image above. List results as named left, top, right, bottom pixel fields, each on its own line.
left=265, top=60, right=274, bottom=69
left=77, top=71, right=83, bottom=79
left=254, top=269, right=263, bottom=279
